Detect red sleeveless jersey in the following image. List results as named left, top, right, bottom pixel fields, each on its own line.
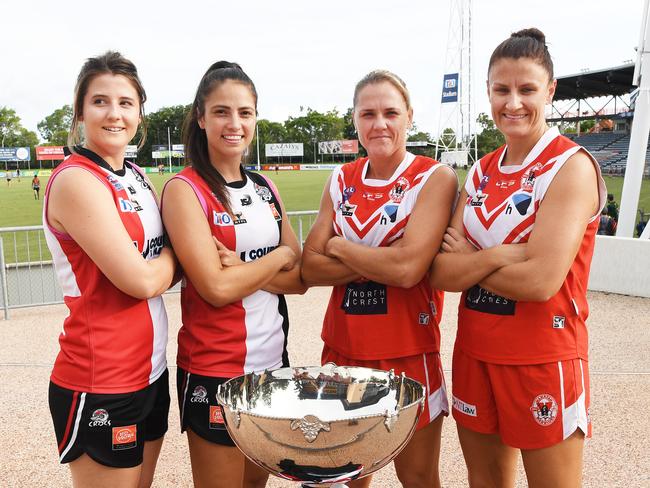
left=43, top=149, right=168, bottom=393
left=170, top=167, right=289, bottom=377
left=458, top=128, right=606, bottom=364
left=322, top=153, right=445, bottom=360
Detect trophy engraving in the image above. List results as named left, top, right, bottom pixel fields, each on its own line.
left=291, top=415, right=331, bottom=443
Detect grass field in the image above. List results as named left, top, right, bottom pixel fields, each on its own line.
left=1, top=169, right=649, bottom=263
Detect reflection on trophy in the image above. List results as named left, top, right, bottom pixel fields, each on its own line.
left=216, top=364, right=425, bottom=487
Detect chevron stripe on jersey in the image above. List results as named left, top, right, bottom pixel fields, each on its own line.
left=458, top=127, right=607, bottom=364
left=170, top=168, right=289, bottom=377
left=322, top=153, right=445, bottom=360
left=43, top=150, right=168, bottom=394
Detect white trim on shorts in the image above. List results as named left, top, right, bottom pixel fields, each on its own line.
left=59, top=392, right=86, bottom=462
left=180, top=371, right=191, bottom=426
left=560, top=359, right=589, bottom=440
left=423, top=353, right=449, bottom=422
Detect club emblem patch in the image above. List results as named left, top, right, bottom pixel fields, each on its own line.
left=521, top=163, right=543, bottom=192
left=530, top=393, right=558, bottom=426
left=389, top=177, right=409, bottom=203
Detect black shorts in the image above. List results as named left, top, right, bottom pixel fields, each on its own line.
left=49, top=369, right=170, bottom=468
left=176, top=368, right=234, bottom=447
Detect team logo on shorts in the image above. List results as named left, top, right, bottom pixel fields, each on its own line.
left=209, top=405, right=226, bottom=430
left=89, top=408, right=111, bottom=427
left=389, top=177, right=409, bottom=203
left=254, top=183, right=272, bottom=202
left=530, top=394, right=558, bottom=426
left=191, top=385, right=209, bottom=404
left=112, top=425, right=137, bottom=450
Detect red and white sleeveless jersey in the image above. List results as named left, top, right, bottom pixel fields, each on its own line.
left=171, top=167, right=289, bottom=377
left=322, top=153, right=445, bottom=360
left=458, top=127, right=606, bottom=364
left=43, top=148, right=168, bottom=394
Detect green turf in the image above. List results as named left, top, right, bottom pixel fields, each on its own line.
left=1, top=169, right=649, bottom=263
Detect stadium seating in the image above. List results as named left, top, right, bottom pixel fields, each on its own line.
left=568, top=132, right=650, bottom=176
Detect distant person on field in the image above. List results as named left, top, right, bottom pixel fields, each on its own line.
left=16, top=167, right=21, bottom=182
left=6, top=171, right=11, bottom=186
left=32, top=174, right=40, bottom=200
left=158, top=163, right=164, bottom=175
left=606, top=193, right=619, bottom=221
left=598, top=207, right=617, bottom=235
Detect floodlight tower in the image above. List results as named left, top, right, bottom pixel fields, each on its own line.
left=435, top=0, right=477, bottom=167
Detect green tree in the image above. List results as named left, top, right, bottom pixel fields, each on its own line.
left=475, top=113, right=504, bottom=158
left=139, top=104, right=191, bottom=165
left=0, top=107, right=39, bottom=166
left=284, top=108, right=346, bottom=163
left=254, top=119, right=288, bottom=162
left=407, top=130, right=436, bottom=158
left=37, top=105, right=72, bottom=145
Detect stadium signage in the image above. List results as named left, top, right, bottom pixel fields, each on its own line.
left=266, top=143, right=304, bottom=157
left=35, top=146, right=65, bottom=160
left=0, top=147, right=30, bottom=161
left=405, top=141, right=429, bottom=147
left=152, top=144, right=184, bottom=159
left=318, top=140, right=359, bottom=154
left=441, top=73, right=459, bottom=103
left=125, top=145, right=138, bottom=159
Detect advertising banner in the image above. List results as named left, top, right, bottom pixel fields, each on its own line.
left=0, top=147, right=30, bottom=161
left=35, top=146, right=65, bottom=160
left=265, top=143, right=303, bottom=157
left=125, top=145, right=138, bottom=159
left=441, top=73, right=459, bottom=103
left=318, top=140, right=359, bottom=154
left=152, top=144, right=184, bottom=158
left=261, top=164, right=300, bottom=171
left=300, top=164, right=340, bottom=171
left=405, top=141, right=429, bottom=147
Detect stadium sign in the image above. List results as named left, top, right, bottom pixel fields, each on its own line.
left=152, top=144, right=184, bottom=159
left=441, top=73, right=459, bottom=103
left=0, top=147, right=30, bottom=161
left=405, top=141, right=429, bottom=147
left=35, top=146, right=65, bottom=160
left=266, top=143, right=303, bottom=157
left=318, top=140, right=359, bottom=154
left=125, top=145, right=138, bottom=159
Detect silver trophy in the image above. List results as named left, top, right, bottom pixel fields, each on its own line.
left=216, top=364, right=425, bottom=487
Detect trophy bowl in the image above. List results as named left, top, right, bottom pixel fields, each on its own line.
left=216, top=364, right=424, bottom=487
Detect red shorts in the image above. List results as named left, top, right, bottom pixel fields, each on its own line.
left=322, top=345, right=448, bottom=430
left=451, top=346, right=591, bottom=449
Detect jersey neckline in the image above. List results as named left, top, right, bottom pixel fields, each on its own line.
left=65, top=146, right=130, bottom=177
left=497, top=126, right=560, bottom=174
left=361, top=152, right=416, bottom=187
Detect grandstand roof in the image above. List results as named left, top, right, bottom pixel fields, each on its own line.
left=554, top=63, right=635, bottom=101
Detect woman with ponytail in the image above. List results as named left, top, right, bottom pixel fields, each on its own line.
left=162, top=61, right=306, bottom=488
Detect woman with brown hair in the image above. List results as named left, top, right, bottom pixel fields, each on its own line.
left=431, top=28, right=606, bottom=487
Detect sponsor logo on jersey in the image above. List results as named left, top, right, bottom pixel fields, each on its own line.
left=269, top=203, right=282, bottom=221
left=240, top=245, right=278, bottom=262
left=141, top=235, right=164, bottom=259
left=430, top=300, right=438, bottom=317
left=209, top=405, right=226, bottom=429
left=191, top=385, right=209, bottom=403
left=213, top=211, right=233, bottom=226
left=254, top=183, right=272, bottom=202
left=106, top=174, right=123, bottom=191
left=381, top=204, right=399, bottom=224
left=112, top=425, right=137, bottom=450
left=240, top=194, right=252, bottom=206
left=89, top=408, right=111, bottom=427
left=340, top=203, right=356, bottom=217
left=478, top=175, right=490, bottom=192
left=452, top=396, right=477, bottom=417
left=512, top=194, right=532, bottom=215
left=418, top=313, right=430, bottom=325
left=119, top=197, right=136, bottom=213
left=362, top=191, right=384, bottom=201
left=130, top=199, right=143, bottom=212
left=127, top=185, right=137, bottom=195
left=341, top=281, right=387, bottom=315
left=530, top=394, right=558, bottom=426
left=465, top=285, right=516, bottom=315
left=469, top=193, right=488, bottom=207
left=521, top=163, right=543, bottom=192
left=495, top=179, right=515, bottom=189
left=389, top=177, right=409, bottom=203
left=552, top=315, right=566, bottom=329
left=233, top=211, right=247, bottom=225
left=132, top=170, right=150, bottom=190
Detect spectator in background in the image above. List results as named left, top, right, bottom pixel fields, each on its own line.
left=16, top=166, right=21, bottom=182
left=598, top=207, right=617, bottom=235
left=32, top=174, right=40, bottom=200
left=606, top=193, right=619, bottom=221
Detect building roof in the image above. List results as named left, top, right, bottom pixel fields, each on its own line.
left=554, top=63, right=635, bottom=101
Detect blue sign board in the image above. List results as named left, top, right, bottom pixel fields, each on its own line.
left=441, top=73, right=459, bottom=103
left=0, top=147, right=30, bottom=161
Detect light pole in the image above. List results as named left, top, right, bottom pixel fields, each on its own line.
left=256, top=124, right=261, bottom=171
left=167, top=126, right=172, bottom=174
left=313, top=138, right=317, bottom=164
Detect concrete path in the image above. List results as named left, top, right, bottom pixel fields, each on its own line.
left=1, top=289, right=648, bottom=487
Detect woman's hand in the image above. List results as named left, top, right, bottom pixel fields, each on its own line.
left=276, top=245, right=298, bottom=271
left=324, top=236, right=346, bottom=258
left=213, top=237, right=244, bottom=267
left=441, top=227, right=477, bottom=254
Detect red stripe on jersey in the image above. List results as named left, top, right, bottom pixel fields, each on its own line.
left=503, top=212, right=536, bottom=244
left=58, top=391, right=79, bottom=452
left=379, top=217, right=408, bottom=246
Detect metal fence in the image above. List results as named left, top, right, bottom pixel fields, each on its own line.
left=0, top=211, right=318, bottom=319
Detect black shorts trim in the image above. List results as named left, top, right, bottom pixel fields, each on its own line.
left=49, top=369, right=170, bottom=468
left=176, top=368, right=235, bottom=447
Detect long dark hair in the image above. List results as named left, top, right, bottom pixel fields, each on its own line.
left=68, top=51, right=147, bottom=148
left=488, top=28, right=554, bottom=81
left=183, top=61, right=258, bottom=214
